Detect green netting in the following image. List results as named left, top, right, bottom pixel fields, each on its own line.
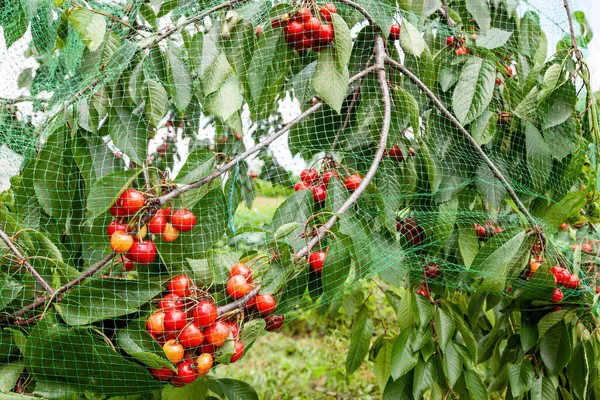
left=0, top=0, right=598, bottom=398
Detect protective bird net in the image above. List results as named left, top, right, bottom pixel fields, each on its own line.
left=0, top=0, right=597, bottom=397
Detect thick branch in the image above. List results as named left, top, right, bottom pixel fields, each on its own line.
left=217, top=284, right=261, bottom=316
left=295, top=35, right=391, bottom=260
left=0, top=227, right=55, bottom=295
left=385, top=56, right=539, bottom=229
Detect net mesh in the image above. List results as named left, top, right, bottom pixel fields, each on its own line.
left=0, top=0, right=597, bottom=397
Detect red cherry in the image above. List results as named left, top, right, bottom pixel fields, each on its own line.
left=107, top=220, right=128, bottom=237
left=193, top=300, right=218, bottom=327
left=197, top=343, right=216, bottom=355
left=255, top=294, right=277, bottom=315
left=163, top=339, right=185, bottom=363
left=149, top=366, right=174, bottom=381
left=171, top=209, right=196, bottom=232
left=568, top=274, right=580, bottom=289
left=146, top=310, right=165, bottom=336
left=505, top=65, right=513, bottom=77
left=247, top=296, right=257, bottom=309
left=296, top=7, right=311, bottom=22
left=265, top=314, right=285, bottom=331
left=171, top=359, right=197, bottom=386
left=110, top=203, right=127, bottom=218
left=230, top=341, right=245, bottom=363
left=495, top=77, right=502, bottom=86
left=551, top=288, right=564, bottom=303
left=446, top=36, right=455, bottom=46
left=552, top=306, right=562, bottom=312
left=455, top=46, right=468, bottom=56
left=317, top=24, right=334, bottom=45
left=295, top=181, right=310, bottom=191
left=300, top=169, right=319, bottom=184
left=196, top=353, right=214, bottom=376
left=159, top=293, right=183, bottom=311
left=168, top=275, right=192, bottom=297
left=389, top=24, right=400, bottom=41
left=163, top=310, right=188, bottom=333
left=126, top=240, right=157, bottom=264
left=308, top=251, right=326, bottom=274
left=320, top=3, right=337, bottom=22
left=321, top=171, right=339, bottom=185
left=179, top=322, right=204, bottom=348
left=230, top=263, right=253, bottom=282
left=559, top=223, right=569, bottom=230
left=596, top=285, right=600, bottom=294
left=344, top=174, right=362, bottom=191
left=474, top=223, right=487, bottom=240
left=117, top=189, right=146, bottom=215
left=122, top=257, right=135, bottom=272
left=311, top=185, right=327, bottom=203
left=148, top=212, right=167, bottom=234
left=204, top=321, right=231, bottom=347
left=388, top=145, right=405, bottom=162
left=227, top=275, right=253, bottom=299
left=294, top=35, right=312, bottom=52
left=416, top=287, right=429, bottom=297
left=228, top=321, right=240, bottom=341
left=285, top=20, right=304, bottom=44
left=163, top=207, right=172, bottom=222
left=424, top=263, right=440, bottom=279
left=304, top=17, right=321, bottom=34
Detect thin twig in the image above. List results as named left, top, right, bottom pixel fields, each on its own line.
left=335, top=0, right=376, bottom=26
left=385, top=56, right=540, bottom=230
left=0, top=226, right=56, bottom=295
left=563, top=0, right=583, bottom=62
left=437, top=7, right=456, bottom=26
left=217, top=284, right=261, bottom=316
left=295, top=35, right=391, bottom=260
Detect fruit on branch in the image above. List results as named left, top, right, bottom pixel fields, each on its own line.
left=254, top=294, right=277, bottom=315
left=567, top=274, right=580, bottom=289
left=227, top=274, right=254, bottom=299
left=149, top=366, right=174, bottom=381
left=296, top=7, right=311, bottom=22
left=110, top=231, right=134, bottom=253
left=193, top=300, right=218, bottom=327
left=295, top=181, right=310, bottom=191
left=311, top=185, right=327, bottom=203
left=172, top=359, right=197, bottom=386
left=110, top=203, right=127, bottom=218
left=389, top=24, right=400, bottom=41
left=164, top=310, right=188, bottom=333
left=321, top=170, right=339, bottom=185
left=446, top=36, right=455, bottom=47
left=397, top=217, right=425, bottom=246
left=132, top=224, right=148, bottom=240
left=304, top=17, right=321, bottom=34
left=126, top=240, right=157, bottom=264
left=308, top=251, right=326, bottom=274
left=162, top=223, right=180, bottom=242
left=148, top=210, right=168, bottom=234
left=560, top=223, right=570, bottom=230
left=204, top=321, right=231, bottom=347
left=146, top=310, right=165, bottom=336
left=387, top=145, right=406, bottom=162
left=228, top=321, right=240, bottom=341
left=455, top=46, right=468, bottom=56
left=282, top=6, right=335, bottom=53
left=424, top=263, right=440, bottom=279
left=344, top=174, right=362, bottom=191
left=168, top=275, right=192, bottom=297
left=171, top=209, right=197, bottom=232
left=495, top=77, right=502, bottom=86
left=163, top=339, right=185, bottom=363
left=230, top=341, right=245, bottom=363
left=179, top=322, right=205, bottom=348
left=300, top=169, right=319, bottom=184
left=122, top=257, right=136, bottom=272
left=107, top=220, right=127, bottom=236
left=159, top=293, right=183, bottom=311
left=474, top=223, right=487, bottom=240
left=265, top=314, right=285, bottom=331
left=416, top=287, right=429, bottom=297
left=116, top=189, right=146, bottom=215
left=196, top=353, right=214, bottom=376
left=320, top=3, right=337, bottom=22
left=551, top=266, right=571, bottom=287
left=505, top=65, right=514, bottom=77
left=230, top=263, right=253, bottom=282
left=551, top=288, right=564, bottom=303
left=317, top=24, right=334, bottom=45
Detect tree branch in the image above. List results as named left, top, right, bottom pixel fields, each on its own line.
left=0, top=227, right=56, bottom=295
left=217, top=284, right=261, bottom=316
left=295, top=35, right=391, bottom=260
left=563, top=0, right=583, bottom=62
left=335, top=0, right=377, bottom=26
left=385, top=56, right=540, bottom=229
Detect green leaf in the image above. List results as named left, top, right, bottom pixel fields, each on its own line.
left=412, top=357, right=435, bottom=400
left=383, top=375, right=412, bottom=400
left=374, top=338, right=393, bottom=391
left=84, top=169, right=142, bottom=226
left=470, top=229, right=526, bottom=292
left=109, top=102, right=148, bottom=166
left=322, top=235, right=353, bottom=298
left=531, top=377, right=558, bottom=400
left=391, top=329, right=418, bottom=380
left=520, top=318, right=538, bottom=352
left=525, top=122, right=552, bottom=192
left=202, top=52, right=233, bottom=96
left=68, top=7, right=106, bottom=51
left=184, top=188, right=228, bottom=255
left=0, top=361, right=24, bottom=393
left=217, top=378, right=259, bottom=400
left=537, top=309, right=567, bottom=339
left=331, top=13, right=352, bottom=70
left=162, top=378, right=209, bottom=400
left=514, top=87, right=540, bottom=120
left=116, top=320, right=174, bottom=371
left=535, top=191, right=587, bottom=229
left=540, top=322, right=572, bottom=376
left=450, top=308, right=478, bottom=360
left=203, top=75, right=244, bottom=121
left=391, top=86, right=420, bottom=136
left=271, top=190, right=312, bottom=252
left=539, top=64, right=564, bottom=102
left=167, top=40, right=192, bottom=111
left=388, top=290, right=414, bottom=331
left=452, top=56, right=496, bottom=125
left=567, top=342, right=590, bottom=400
left=144, top=80, right=169, bottom=127
left=176, top=149, right=215, bottom=185
left=465, top=0, right=491, bottom=34
left=476, top=28, right=512, bottom=49
left=443, top=342, right=462, bottom=388
left=464, top=369, right=488, bottom=399
left=312, top=47, right=349, bottom=114
left=0, top=272, right=23, bottom=311
left=400, top=21, right=427, bottom=56
left=507, top=361, right=535, bottom=397
left=434, top=307, right=455, bottom=351
left=458, top=225, right=478, bottom=268
left=345, top=305, right=374, bottom=374
left=2, top=2, right=27, bottom=48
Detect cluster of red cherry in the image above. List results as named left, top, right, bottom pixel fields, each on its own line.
left=473, top=222, right=504, bottom=242
left=278, top=4, right=337, bottom=53
left=549, top=265, right=580, bottom=303
left=108, top=189, right=196, bottom=267
left=294, top=168, right=363, bottom=203
left=145, top=270, right=284, bottom=386
left=446, top=34, right=469, bottom=56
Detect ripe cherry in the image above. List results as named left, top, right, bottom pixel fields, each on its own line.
left=164, top=207, right=172, bottom=222
left=228, top=321, right=240, bottom=340
left=168, top=275, right=192, bottom=297
left=295, top=181, right=310, bottom=191
left=246, top=296, right=257, bottom=309
left=196, top=353, right=214, bottom=376
left=596, top=286, right=600, bottom=294
left=344, top=174, right=362, bottom=191
left=446, top=36, right=455, bottom=46
left=117, top=189, right=146, bottom=215
left=146, top=310, right=165, bottom=336
left=171, top=209, right=197, bottom=232
left=179, top=322, right=204, bottom=348
left=204, top=321, right=231, bottom=347
left=397, top=217, right=425, bottom=246
left=295, top=35, right=312, bottom=52
left=162, top=223, right=180, bottom=242
left=265, top=314, right=285, bottom=331
left=126, top=240, right=157, bottom=264
left=388, top=145, right=405, bottom=162
left=300, top=169, right=319, bottom=184
left=495, top=77, right=502, bottom=86
left=107, top=220, right=127, bottom=237
left=132, top=224, right=148, bottom=241
left=529, top=258, right=541, bottom=273
left=455, top=46, right=468, bottom=56
left=552, top=306, right=562, bottom=312
left=164, top=310, right=188, bottom=333
left=321, top=171, right=339, bottom=185
left=255, top=294, right=277, bottom=315
left=296, top=7, right=311, bottom=22
left=551, top=288, right=564, bottom=303
left=389, top=24, right=400, bottom=41
left=416, top=287, right=430, bottom=297
left=311, top=185, right=327, bottom=203
left=197, top=343, right=216, bottom=355
left=317, top=24, right=334, bottom=45
left=193, top=300, right=218, bottom=327
left=285, top=20, right=304, bottom=43
left=230, top=263, right=253, bottom=282
left=230, top=341, right=245, bottom=363
left=163, top=339, right=185, bottom=363
left=308, top=251, right=326, bottom=274
left=304, top=17, right=321, bottom=34
left=111, top=231, right=134, bottom=253
left=227, top=275, right=253, bottom=299
left=505, top=65, right=514, bottom=77
left=568, top=274, right=580, bottom=289
left=149, top=366, right=174, bottom=381
left=122, top=257, right=135, bottom=272
left=171, top=359, right=197, bottom=386
left=159, top=293, right=183, bottom=311
left=320, top=3, right=337, bottom=22
left=424, top=263, right=440, bottom=279
left=474, top=223, right=487, bottom=240
left=559, top=223, right=569, bottom=230
left=110, top=203, right=127, bottom=218
left=148, top=212, right=167, bottom=234
left=582, top=242, right=594, bottom=254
